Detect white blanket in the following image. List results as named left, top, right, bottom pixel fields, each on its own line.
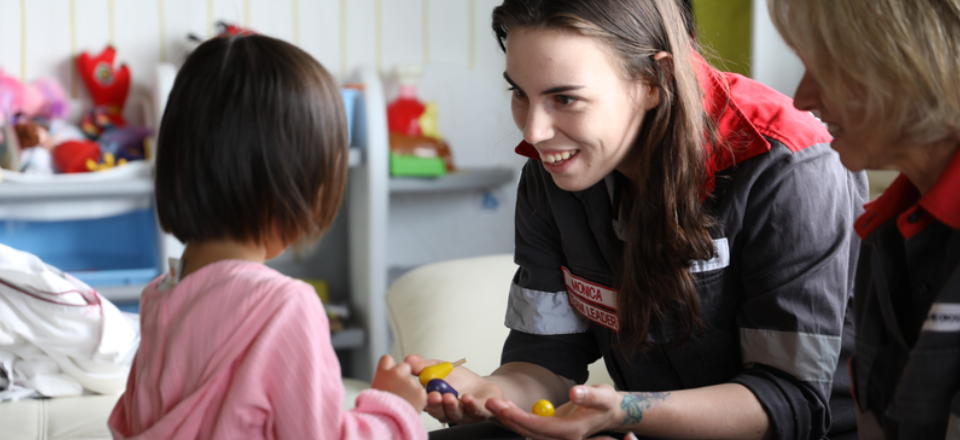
left=0, top=243, right=139, bottom=401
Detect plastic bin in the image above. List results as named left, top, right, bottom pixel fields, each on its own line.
left=0, top=207, right=162, bottom=287
left=342, top=88, right=358, bottom=145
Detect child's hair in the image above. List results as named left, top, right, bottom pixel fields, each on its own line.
left=155, top=35, right=349, bottom=246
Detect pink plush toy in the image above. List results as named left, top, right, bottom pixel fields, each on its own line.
left=0, top=69, right=22, bottom=117
left=22, top=78, right=68, bottom=120
left=0, top=69, right=68, bottom=120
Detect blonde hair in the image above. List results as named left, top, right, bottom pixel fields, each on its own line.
left=768, top=0, right=960, bottom=144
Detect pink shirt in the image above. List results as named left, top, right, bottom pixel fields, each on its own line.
left=108, top=260, right=426, bottom=440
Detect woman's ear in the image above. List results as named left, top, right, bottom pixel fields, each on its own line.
left=637, top=51, right=674, bottom=111
left=652, top=51, right=674, bottom=79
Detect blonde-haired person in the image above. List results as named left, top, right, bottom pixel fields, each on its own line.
left=769, top=0, right=960, bottom=438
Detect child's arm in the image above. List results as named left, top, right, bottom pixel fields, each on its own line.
left=265, top=283, right=428, bottom=440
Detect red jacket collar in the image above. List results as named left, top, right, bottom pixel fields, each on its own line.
left=855, top=150, right=960, bottom=239
left=515, top=52, right=831, bottom=195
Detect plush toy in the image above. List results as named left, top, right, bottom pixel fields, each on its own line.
left=80, top=106, right=117, bottom=140
left=215, top=21, right=255, bottom=37
left=0, top=70, right=23, bottom=118
left=0, top=70, right=68, bottom=121
left=0, top=69, right=72, bottom=173
left=13, top=118, right=53, bottom=175
left=19, top=146, right=54, bottom=175
left=97, top=126, right=152, bottom=162
left=388, top=132, right=455, bottom=173
left=20, top=78, right=68, bottom=120
left=53, top=140, right=100, bottom=174
left=386, top=65, right=456, bottom=176
left=75, top=46, right=129, bottom=126
left=86, top=151, right=126, bottom=172
left=0, top=113, right=16, bottom=171
left=187, top=20, right=255, bottom=47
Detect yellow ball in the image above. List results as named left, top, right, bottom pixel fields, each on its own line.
left=531, top=399, right=555, bottom=417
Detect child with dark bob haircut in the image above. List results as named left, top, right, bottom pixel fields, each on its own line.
left=108, top=35, right=428, bottom=440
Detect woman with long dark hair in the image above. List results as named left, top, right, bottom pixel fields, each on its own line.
left=410, top=0, right=865, bottom=438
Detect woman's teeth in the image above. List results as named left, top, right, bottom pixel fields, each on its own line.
left=541, top=150, right=579, bottom=164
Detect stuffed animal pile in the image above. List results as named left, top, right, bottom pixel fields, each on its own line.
left=0, top=46, right=151, bottom=176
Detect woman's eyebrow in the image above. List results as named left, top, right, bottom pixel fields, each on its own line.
left=503, top=72, right=523, bottom=92
left=503, top=72, right=584, bottom=95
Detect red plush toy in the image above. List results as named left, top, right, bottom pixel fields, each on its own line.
left=53, top=140, right=101, bottom=173
left=75, top=46, right=130, bottom=127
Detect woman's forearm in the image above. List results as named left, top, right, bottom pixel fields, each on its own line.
left=616, top=383, right=771, bottom=440
left=487, top=362, right=577, bottom=411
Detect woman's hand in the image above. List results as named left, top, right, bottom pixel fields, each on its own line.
left=485, top=384, right=624, bottom=440
left=371, top=354, right=428, bottom=412
left=406, top=354, right=505, bottom=424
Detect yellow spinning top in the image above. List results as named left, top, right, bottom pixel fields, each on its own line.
left=418, top=358, right=466, bottom=387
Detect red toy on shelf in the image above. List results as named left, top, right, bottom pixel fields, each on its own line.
left=75, top=46, right=130, bottom=127
left=387, top=65, right=427, bottom=137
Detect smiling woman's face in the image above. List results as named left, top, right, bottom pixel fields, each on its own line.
left=792, top=63, right=907, bottom=172
left=505, top=27, right=661, bottom=192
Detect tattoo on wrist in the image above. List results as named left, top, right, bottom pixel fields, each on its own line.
left=620, top=392, right=670, bottom=426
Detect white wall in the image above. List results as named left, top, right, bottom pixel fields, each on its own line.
left=750, top=0, right=805, bottom=98
left=0, top=0, right=523, bottom=269
left=0, top=0, right=821, bottom=271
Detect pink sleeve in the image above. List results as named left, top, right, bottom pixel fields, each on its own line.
left=258, top=283, right=427, bottom=440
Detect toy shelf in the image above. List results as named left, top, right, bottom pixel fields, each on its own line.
left=0, top=178, right=153, bottom=199
left=330, top=327, right=365, bottom=349
left=348, top=147, right=363, bottom=167
left=341, top=68, right=519, bottom=380
left=389, top=167, right=513, bottom=193
left=0, top=159, right=163, bottom=294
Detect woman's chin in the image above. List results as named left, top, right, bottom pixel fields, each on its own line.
left=836, top=153, right=868, bottom=172
left=830, top=143, right=868, bottom=172
left=550, top=174, right=598, bottom=192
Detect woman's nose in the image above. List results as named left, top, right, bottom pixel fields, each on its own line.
left=522, top=105, right=555, bottom=145
left=793, top=70, right=823, bottom=113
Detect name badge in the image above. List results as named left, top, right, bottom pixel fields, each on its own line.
left=923, top=303, right=960, bottom=332
left=562, top=267, right=620, bottom=332
left=689, top=238, right=730, bottom=273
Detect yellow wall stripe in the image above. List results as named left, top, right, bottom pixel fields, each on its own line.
left=422, top=0, right=429, bottom=65
left=339, top=0, right=347, bottom=79
left=158, top=0, right=167, bottom=63
left=243, top=0, right=250, bottom=28
left=207, top=0, right=214, bottom=38
left=468, top=0, right=476, bottom=70
left=374, top=0, right=382, bottom=72
left=19, top=0, right=26, bottom=81
left=291, top=0, right=300, bottom=46
left=70, top=0, right=77, bottom=97
left=108, top=0, right=115, bottom=46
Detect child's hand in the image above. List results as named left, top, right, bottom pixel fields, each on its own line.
left=371, top=354, right=427, bottom=412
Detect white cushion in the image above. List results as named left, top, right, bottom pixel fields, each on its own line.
left=0, top=379, right=370, bottom=439
left=0, top=394, right=120, bottom=440
left=386, top=254, right=613, bottom=431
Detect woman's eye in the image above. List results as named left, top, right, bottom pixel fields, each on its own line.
left=555, top=95, right=576, bottom=105
left=508, top=87, right=527, bottom=99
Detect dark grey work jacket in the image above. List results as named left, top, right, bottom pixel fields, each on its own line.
left=852, top=164, right=960, bottom=439
left=501, top=62, right=868, bottom=440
